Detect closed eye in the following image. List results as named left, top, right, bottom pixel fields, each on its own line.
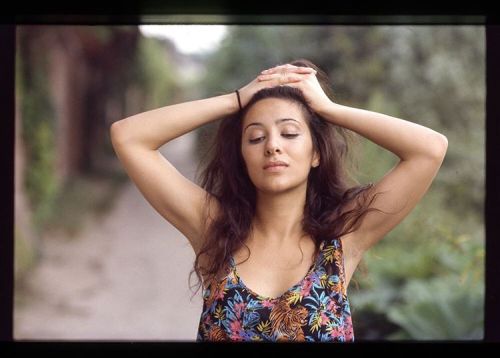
left=249, top=137, right=264, bottom=144
left=248, top=133, right=299, bottom=144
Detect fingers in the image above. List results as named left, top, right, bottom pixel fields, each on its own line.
left=257, top=70, right=313, bottom=86
left=261, top=64, right=316, bottom=75
left=257, top=64, right=318, bottom=88
left=257, top=73, right=301, bottom=85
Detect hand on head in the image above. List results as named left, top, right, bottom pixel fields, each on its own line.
left=256, top=63, right=333, bottom=113
left=237, top=62, right=333, bottom=114
left=258, top=64, right=317, bottom=86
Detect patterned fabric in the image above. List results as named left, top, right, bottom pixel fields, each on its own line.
left=196, top=237, right=354, bottom=342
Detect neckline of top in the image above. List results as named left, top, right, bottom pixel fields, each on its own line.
left=228, top=240, right=328, bottom=301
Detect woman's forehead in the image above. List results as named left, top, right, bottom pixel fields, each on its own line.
left=242, top=98, right=307, bottom=127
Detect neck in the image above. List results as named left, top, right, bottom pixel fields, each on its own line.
left=251, top=185, right=308, bottom=247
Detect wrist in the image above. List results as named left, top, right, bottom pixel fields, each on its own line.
left=220, top=92, right=241, bottom=115
left=235, top=89, right=243, bottom=112
left=315, top=99, right=339, bottom=119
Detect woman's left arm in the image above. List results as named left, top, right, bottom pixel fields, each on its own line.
left=318, top=102, right=448, bottom=251
left=259, top=65, right=448, bottom=253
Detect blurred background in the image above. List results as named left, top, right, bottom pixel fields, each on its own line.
left=14, top=24, right=484, bottom=341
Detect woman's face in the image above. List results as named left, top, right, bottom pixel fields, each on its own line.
left=241, top=98, right=320, bottom=194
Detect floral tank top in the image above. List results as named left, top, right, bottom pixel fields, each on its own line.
left=196, top=237, right=354, bottom=342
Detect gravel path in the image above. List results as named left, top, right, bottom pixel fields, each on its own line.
left=14, top=132, right=204, bottom=341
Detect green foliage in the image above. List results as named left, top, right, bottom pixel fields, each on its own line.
left=24, top=119, right=58, bottom=230
left=134, top=36, right=179, bottom=110
left=386, top=275, right=484, bottom=340
left=350, top=190, right=484, bottom=339
left=18, top=47, right=58, bottom=233
left=354, top=137, right=399, bottom=184
left=379, top=26, right=485, bottom=220
left=201, top=26, right=391, bottom=104
left=17, top=27, right=150, bottom=236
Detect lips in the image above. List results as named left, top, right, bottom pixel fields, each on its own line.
left=263, top=161, right=289, bottom=170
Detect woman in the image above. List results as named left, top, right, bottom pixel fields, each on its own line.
left=110, top=59, right=448, bottom=342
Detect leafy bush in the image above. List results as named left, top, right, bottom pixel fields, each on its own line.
left=387, top=275, right=484, bottom=340
left=18, top=41, right=58, bottom=234
left=350, top=201, right=484, bottom=340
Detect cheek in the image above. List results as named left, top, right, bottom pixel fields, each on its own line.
left=290, top=140, right=314, bottom=163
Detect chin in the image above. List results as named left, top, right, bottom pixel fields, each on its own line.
left=258, top=181, right=306, bottom=195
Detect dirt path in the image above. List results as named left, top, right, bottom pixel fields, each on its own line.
left=14, top=132, right=204, bottom=341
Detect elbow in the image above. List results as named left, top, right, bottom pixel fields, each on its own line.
left=110, top=120, right=121, bottom=136
left=109, top=120, right=127, bottom=148
left=429, top=132, right=448, bottom=162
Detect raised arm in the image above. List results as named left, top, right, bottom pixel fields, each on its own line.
left=316, top=102, right=448, bottom=250
left=110, top=66, right=316, bottom=254
left=258, top=64, right=448, bottom=255
left=110, top=94, right=236, bottom=253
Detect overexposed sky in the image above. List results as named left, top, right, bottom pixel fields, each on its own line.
left=139, top=25, right=228, bottom=55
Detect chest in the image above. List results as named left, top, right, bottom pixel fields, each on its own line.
left=232, top=241, right=317, bottom=299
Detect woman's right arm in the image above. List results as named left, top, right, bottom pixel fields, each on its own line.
left=110, top=66, right=315, bottom=254
left=111, top=93, right=239, bottom=151
left=110, top=93, right=239, bottom=254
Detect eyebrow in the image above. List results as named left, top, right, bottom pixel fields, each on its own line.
left=243, top=118, right=301, bottom=133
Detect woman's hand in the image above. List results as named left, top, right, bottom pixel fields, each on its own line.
left=256, top=63, right=333, bottom=113
left=237, top=64, right=318, bottom=109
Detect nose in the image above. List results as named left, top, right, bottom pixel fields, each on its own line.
left=265, top=147, right=281, bottom=155
left=265, top=135, right=282, bottom=155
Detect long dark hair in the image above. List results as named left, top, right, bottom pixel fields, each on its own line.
left=190, top=59, right=379, bottom=297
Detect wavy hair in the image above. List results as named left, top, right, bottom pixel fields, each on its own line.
left=189, top=59, right=380, bottom=297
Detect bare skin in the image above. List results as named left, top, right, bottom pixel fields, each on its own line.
left=252, top=64, right=448, bottom=292
left=232, top=98, right=319, bottom=298
left=110, top=63, right=447, bottom=297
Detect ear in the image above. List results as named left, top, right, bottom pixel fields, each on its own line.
left=312, top=150, right=320, bottom=168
